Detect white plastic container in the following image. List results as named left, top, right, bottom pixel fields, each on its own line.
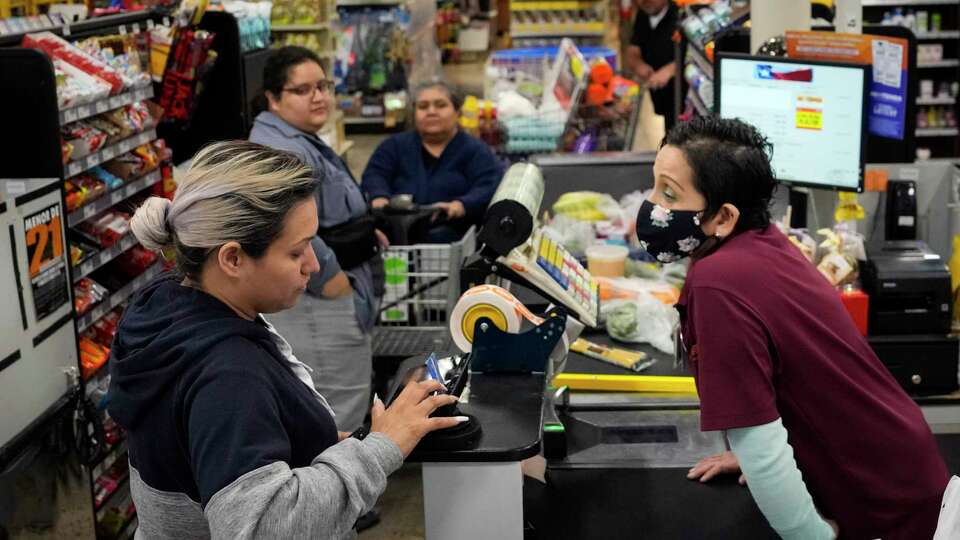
left=586, top=244, right=629, bottom=278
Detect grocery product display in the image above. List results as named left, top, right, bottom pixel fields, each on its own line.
left=0, top=11, right=197, bottom=539
left=334, top=7, right=410, bottom=125
left=865, top=0, right=960, bottom=157
left=676, top=0, right=747, bottom=120
left=508, top=0, right=606, bottom=48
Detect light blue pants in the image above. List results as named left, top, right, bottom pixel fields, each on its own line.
left=267, top=293, right=372, bottom=432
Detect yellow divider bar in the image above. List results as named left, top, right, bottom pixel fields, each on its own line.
left=510, top=1, right=599, bottom=10
left=553, top=373, right=699, bottom=395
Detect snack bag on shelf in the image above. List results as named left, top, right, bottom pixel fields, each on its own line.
left=80, top=336, right=110, bottom=379
left=53, top=58, right=112, bottom=108
left=74, top=277, right=110, bottom=315
left=90, top=166, right=125, bottom=190
left=816, top=228, right=859, bottom=287
left=23, top=32, right=125, bottom=94
left=78, top=211, right=131, bottom=247
left=114, top=245, right=158, bottom=278
left=91, top=308, right=123, bottom=346
left=72, top=174, right=108, bottom=204
left=62, top=121, right=108, bottom=160
left=87, top=116, right=123, bottom=144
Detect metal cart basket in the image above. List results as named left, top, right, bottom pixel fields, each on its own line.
left=372, top=226, right=477, bottom=357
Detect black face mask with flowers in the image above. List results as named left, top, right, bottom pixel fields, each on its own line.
left=635, top=199, right=709, bottom=263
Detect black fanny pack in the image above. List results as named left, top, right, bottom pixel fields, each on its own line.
left=318, top=214, right=380, bottom=270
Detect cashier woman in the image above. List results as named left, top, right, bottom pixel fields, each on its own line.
left=636, top=116, right=952, bottom=539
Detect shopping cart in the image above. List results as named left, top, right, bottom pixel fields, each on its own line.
left=372, top=226, right=477, bottom=358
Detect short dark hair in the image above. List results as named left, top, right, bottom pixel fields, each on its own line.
left=661, top=116, right=777, bottom=232
left=411, top=80, right=463, bottom=112
left=253, top=46, right=323, bottom=114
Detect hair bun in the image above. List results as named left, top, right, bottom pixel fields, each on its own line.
left=131, top=197, right=173, bottom=252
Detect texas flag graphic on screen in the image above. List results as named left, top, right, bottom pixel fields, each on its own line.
left=755, top=65, right=814, bottom=82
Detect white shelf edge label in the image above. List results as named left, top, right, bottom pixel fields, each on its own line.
left=83, top=205, right=97, bottom=219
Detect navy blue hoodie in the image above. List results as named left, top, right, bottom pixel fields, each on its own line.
left=107, top=273, right=339, bottom=505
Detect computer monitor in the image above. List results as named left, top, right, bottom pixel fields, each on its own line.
left=714, top=53, right=868, bottom=192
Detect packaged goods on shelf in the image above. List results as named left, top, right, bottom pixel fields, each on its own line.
left=23, top=31, right=126, bottom=94
left=76, top=32, right=153, bottom=90
left=221, top=1, right=272, bottom=52
left=335, top=8, right=410, bottom=96
left=75, top=277, right=110, bottom=316
left=78, top=211, right=132, bottom=248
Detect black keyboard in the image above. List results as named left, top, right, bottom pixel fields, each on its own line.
left=372, top=327, right=453, bottom=358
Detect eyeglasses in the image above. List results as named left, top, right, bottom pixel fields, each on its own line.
left=282, top=80, right=335, bottom=97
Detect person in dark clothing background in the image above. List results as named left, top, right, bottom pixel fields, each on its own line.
left=626, top=0, right=678, bottom=130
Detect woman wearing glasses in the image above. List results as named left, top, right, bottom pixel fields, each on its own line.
left=637, top=116, right=951, bottom=540
left=250, top=46, right=384, bottom=437
left=361, top=80, right=502, bottom=243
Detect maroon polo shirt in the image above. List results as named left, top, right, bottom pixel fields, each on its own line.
left=678, top=225, right=948, bottom=540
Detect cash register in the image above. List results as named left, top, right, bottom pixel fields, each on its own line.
left=862, top=240, right=958, bottom=395
left=862, top=240, right=952, bottom=335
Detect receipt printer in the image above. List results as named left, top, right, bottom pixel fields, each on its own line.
left=862, top=241, right=952, bottom=335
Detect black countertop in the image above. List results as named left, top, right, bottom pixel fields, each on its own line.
left=402, top=351, right=546, bottom=463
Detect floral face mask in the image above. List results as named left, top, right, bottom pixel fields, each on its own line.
left=635, top=199, right=708, bottom=263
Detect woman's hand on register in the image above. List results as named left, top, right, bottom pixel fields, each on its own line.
left=687, top=451, right=747, bottom=485
left=370, top=381, right=467, bottom=456
left=371, top=197, right=390, bottom=209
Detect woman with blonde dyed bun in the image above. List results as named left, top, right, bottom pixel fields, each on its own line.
left=107, top=140, right=468, bottom=540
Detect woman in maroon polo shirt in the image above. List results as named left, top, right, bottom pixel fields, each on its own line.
left=635, top=116, right=951, bottom=540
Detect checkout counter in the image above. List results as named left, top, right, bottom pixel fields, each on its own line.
left=395, top=159, right=960, bottom=539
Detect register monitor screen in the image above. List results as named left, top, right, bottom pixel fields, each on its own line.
left=715, top=54, right=868, bottom=192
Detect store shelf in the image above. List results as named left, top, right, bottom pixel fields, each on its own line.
left=67, top=169, right=163, bottom=228
left=916, top=30, right=960, bottom=40
left=77, top=260, right=164, bottom=333
left=687, top=90, right=709, bottom=116
left=687, top=42, right=714, bottom=79
left=863, top=0, right=959, bottom=6
left=916, top=127, right=959, bottom=136
left=918, top=95, right=957, bottom=105
left=91, top=440, right=128, bottom=478
left=510, top=1, right=600, bottom=11
left=73, top=234, right=140, bottom=283
left=337, top=0, right=402, bottom=6
left=114, top=515, right=138, bottom=540
left=343, top=115, right=387, bottom=125
left=918, top=59, right=960, bottom=69
left=271, top=23, right=330, bottom=31
left=60, top=86, right=154, bottom=126
left=96, top=473, right=130, bottom=512
left=511, top=26, right=605, bottom=38
left=65, top=128, right=158, bottom=179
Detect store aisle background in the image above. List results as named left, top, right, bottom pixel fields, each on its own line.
left=6, top=56, right=665, bottom=540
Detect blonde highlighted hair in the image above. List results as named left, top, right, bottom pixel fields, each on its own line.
left=131, top=140, right=317, bottom=278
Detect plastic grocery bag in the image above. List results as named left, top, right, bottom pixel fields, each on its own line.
left=553, top=191, right=623, bottom=222
left=602, top=294, right=678, bottom=354
left=542, top=214, right=595, bottom=256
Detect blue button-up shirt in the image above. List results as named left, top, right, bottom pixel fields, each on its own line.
left=250, top=111, right=378, bottom=331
